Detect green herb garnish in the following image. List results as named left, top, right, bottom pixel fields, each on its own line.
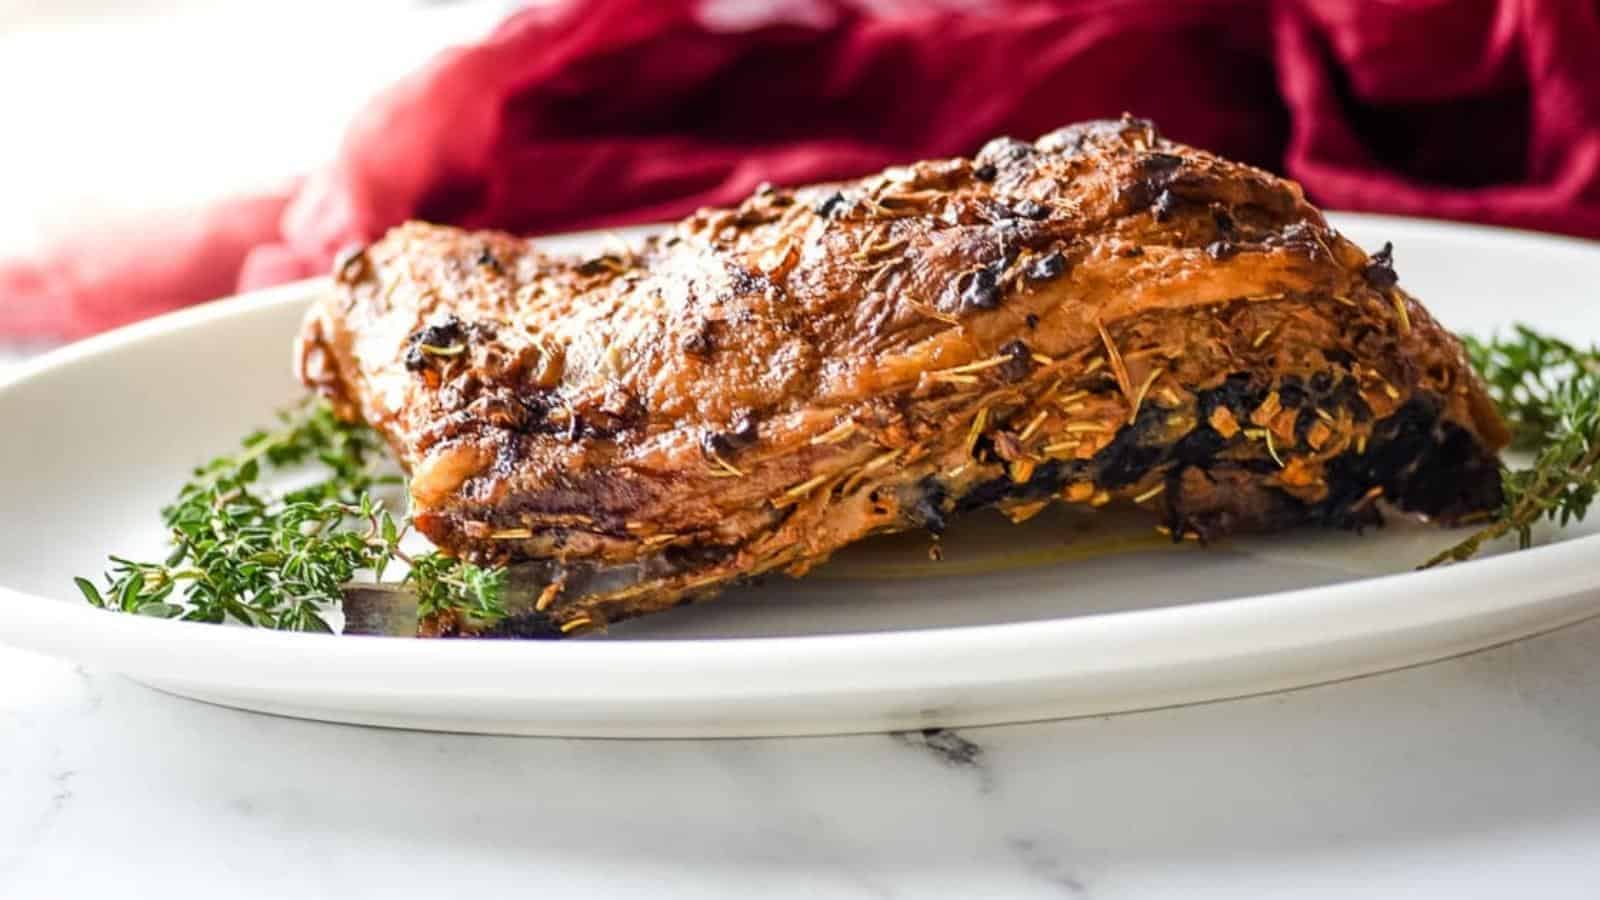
left=1422, top=326, right=1600, bottom=567
left=73, top=399, right=506, bottom=632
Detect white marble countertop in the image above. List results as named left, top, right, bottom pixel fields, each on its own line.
left=4, top=616, right=1600, bottom=898
left=4, top=6, right=1600, bottom=894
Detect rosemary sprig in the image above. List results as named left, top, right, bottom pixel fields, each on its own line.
left=74, top=399, right=506, bottom=632
left=1422, top=326, right=1600, bottom=567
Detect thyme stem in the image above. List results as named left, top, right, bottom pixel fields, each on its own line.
left=1421, top=327, right=1600, bottom=568
left=74, top=399, right=506, bottom=633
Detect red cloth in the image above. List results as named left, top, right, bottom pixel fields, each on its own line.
left=5, top=0, right=1598, bottom=341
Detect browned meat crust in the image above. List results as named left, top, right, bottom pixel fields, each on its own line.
left=297, top=116, right=1509, bottom=638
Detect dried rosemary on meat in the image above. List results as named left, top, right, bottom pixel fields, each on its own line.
left=73, top=399, right=506, bottom=632
left=1422, top=326, right=1600, bottom=567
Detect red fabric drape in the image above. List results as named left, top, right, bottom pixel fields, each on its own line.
left=5, top=0, right=1597, bottom=340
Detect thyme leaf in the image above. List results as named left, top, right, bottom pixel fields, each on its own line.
left=75, top=398, right=506, bottom=632
left=1422, top=326, right=1600, bottom=567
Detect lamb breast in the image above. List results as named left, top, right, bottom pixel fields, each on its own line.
left=298, top=116, right=1509, bottom=638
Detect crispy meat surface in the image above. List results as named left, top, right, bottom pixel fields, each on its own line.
left=298, top=116, right=1509, bottom=638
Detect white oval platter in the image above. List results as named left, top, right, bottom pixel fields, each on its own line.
left=1, top=213, right=1598, bottom=737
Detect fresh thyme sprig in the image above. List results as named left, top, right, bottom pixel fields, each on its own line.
left=1422, top=327, right=1600, bottom=567
left=405, top=551, right=509, bottom=632
left=74, top=399, right=507, bottom=632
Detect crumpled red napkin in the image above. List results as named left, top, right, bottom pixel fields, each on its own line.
left=5, top=0, right=1598, bottom=341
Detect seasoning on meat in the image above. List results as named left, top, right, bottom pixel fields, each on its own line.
left=297, top=116, right=1510, bottom=638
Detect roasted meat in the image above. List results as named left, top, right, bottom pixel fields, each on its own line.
left=298, top=116, right=1510, bottom=638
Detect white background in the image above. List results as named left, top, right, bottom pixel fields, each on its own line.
left=0, top=0, right=509, bottom=262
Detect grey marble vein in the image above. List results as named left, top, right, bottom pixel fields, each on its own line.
left=1005, top=837, right=1089, bottom=897
left=892, top=727, right=995, bottom=793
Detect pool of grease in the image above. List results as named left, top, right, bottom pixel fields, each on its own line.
left=813, top=505, right=1175, bottom=581
left=608, top=504, right=1506, bottom=640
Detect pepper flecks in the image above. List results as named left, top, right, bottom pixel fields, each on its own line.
left=514, top=394, right=552, bottom=427
left=701, top=410, right=759, bottom=457
left=502, top=400, right=646, bottom=441
left=997, top=339, right=1034, bottom=382
left=959, top=267, right=1002, bottom=312
left=699, top=430, right=735, bottom=458
left=723, top=411, right=762, bottom=449
left=731, top=410, right=759, bottom=443
left=681, top=325, right=715, bottom=358
left=1152, top=189, right=1180, bottom=222
left=1117, top=144, right=1186, bottom=209
left=1271, top=221, right=1321, bottom=253
left=1363, top=241, right=1398, bottom=290
left=404, top=317, right=468, bottom=372
left=1027, top=251, right=1068, bottom=282
left=814, top=191, right=848, bottom=219
left=976, top=136, right=1035, bottom=169
left=475, top=246, right=504, bottom=275
left=1211, top=205, right=1236, bottom=237
left=973, top=163, right=998, bottom=182
left=1011, top=199, right=1050, bottom=220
